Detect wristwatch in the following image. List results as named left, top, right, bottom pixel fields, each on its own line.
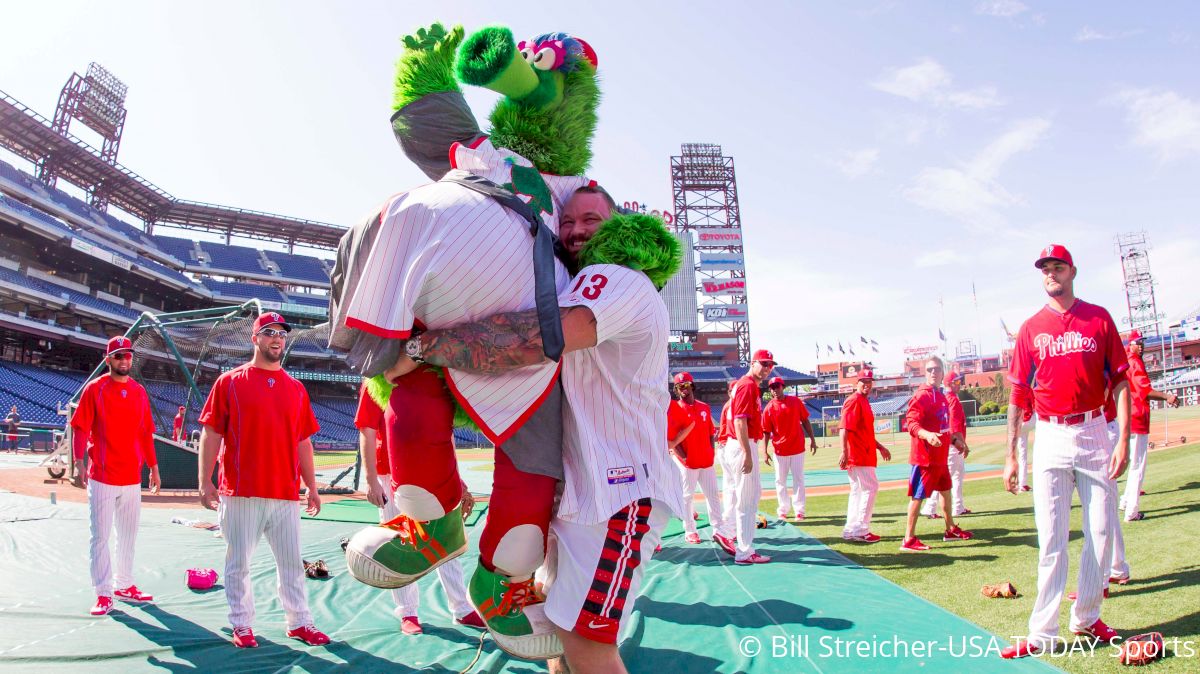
left=404, top=332, right=425, bottom=364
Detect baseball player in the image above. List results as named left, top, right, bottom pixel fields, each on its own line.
left=714, top=350, right=775, bottom=565
left=382, top=205, right=683, bottom=670
left=902, top=357, right=973, bottom=551
left=1000, top=244, right=1130, bottom=659
left=4, top=405, right=19, bottom=453
left=198, top=312, right=330, bottom=649
left=352, top=382, right=485, bottom=634
left=922, top=370, right=971, bottom=518
left=667, top=372, right=730, bottom=545
left=172, top=405, right=185, bottom=442
left=839, top=369, right=891, bottom=542
left=1119, top=330, right=1181, bottom=521
left=71, top=336, right=161, bottom=616
left=762, top=375, right=818, bottom=521
left=1013, top=387, right=1035, bottom=492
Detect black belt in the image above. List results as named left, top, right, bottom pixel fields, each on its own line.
left=439, top=170, right=567, bottom=362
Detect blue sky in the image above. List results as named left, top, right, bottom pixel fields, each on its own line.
left=2, top=1, right=1198, bottom=373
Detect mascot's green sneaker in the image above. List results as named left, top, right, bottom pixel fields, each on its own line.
left=345, top=505, right=467, bottom=589
left=469, top=565, right=562, bottom=660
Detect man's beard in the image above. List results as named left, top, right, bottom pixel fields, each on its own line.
left=111, top=361, right=132, bottom=377
left=257, top=343, right=283, bottom=363
left=1046, top=283, right=1065, bottom=297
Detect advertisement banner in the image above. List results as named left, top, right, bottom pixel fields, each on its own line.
left=703, top=304, right=748, bottom=322
left=698, top=253, right=744, bottom=271
left=695, top=228, right=743, bottom=247
left=701, top=278, right=747, bottom=296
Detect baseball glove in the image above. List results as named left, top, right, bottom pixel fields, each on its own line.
left=1119, top=632, right=1164, bottom=666
left=981, top=582, right=1019, bottom=598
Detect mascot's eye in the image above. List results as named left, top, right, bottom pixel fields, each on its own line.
left=518, top=40, right=535, bottom=64
left=532, top=44, right=564, bottom=71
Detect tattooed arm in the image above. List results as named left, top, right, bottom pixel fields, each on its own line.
left=383, top=306, right=597, bottom=380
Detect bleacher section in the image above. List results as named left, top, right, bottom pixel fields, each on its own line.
left=201, top=278, right=288, bottom=303
left=286, top=293, right=329, bottom=308
left=0, top=265, right=140, bottom=320
left=153, top=234, right=331, bottom=286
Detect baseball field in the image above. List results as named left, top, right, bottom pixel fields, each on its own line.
left=761, top=405, right=1200, bottom=672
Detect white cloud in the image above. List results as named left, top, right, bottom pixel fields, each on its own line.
left=1075, top=26, right=1144, bottom=42
left=834, top=148, right=880, bottom=178
left=975, top=0, right=1028, bottom=18
left=915, top=249, right=966, bottom=268
left=1116, top=88, right=1200, bottom=162
left=872, top=58, right=1004, bottom=110
left=903, top=118, right=1051, bottom=227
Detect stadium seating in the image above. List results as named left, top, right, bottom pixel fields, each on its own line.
left=200, top=278, right=288, bottom=303
left=264, top=250, right=329, bottom=284
left=152, top=235, right=200, bottom=263
left=0, top=266, right=140, bottom=320
left=286, top=293, right=329, bottom=308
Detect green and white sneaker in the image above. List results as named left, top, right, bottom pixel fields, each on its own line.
left=345, top=505, right=467, bottom=589
left=469, top=564, right=562, bottom=660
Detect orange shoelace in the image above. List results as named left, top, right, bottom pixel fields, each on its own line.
left=495, top=578, right=541, bottom=616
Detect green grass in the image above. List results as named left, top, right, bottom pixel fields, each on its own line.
left=761, top=441, right=1200, bottom=672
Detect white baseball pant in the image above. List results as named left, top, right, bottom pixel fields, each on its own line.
left=1105, top=422, right=1130, bottom=582
left=676, top=462, right=730, bottom=538
left=88, top=479, right=142, bottom=596
left=719, top=439, right=762, bottom=561
left=1119, top=433, right=1150, bottom=519
left=218, top=495, right=313, bottom=630
left=773, top=452, right=806, bottom=518
left=1026, top=416, right=1114, bottom=647
left=842, top=466, right=879, bottom=539
left=921, top=448, right=966, bottom=516
left=1017, top=417, right=1035, bottom=491
left=377, top=477, right=472, bottom=618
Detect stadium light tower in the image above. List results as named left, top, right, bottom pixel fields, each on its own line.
left=671, top=143, right=751, bottom=364
left=36, top=62, right=128, bottom=211
left=1116, top=231, right=1162, bottom=340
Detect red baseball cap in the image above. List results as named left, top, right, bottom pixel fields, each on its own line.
left=1035, top=244, right=1074, bottom=269
left=943, top=370, right=964, bottom=386
left=673, top=372, right=694, bottom=385
left=106, top=336, right=134, bottom=355
left=1127, top=329, right=1144, bottom=343
left=858, top=368, right=875, bottom=381
left=768, top=376, right=785, bottom=388
left=253, top=311, right=292, bottom=333
left=752, top=349, right=776, bottom=365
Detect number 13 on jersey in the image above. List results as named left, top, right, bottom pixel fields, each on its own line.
left=571, top=273, right=608, bottom=300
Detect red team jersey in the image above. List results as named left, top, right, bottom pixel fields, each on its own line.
left=667, top=398, right=716, bottom=469
left=729, top=376, right=764, bottom=441
left=716, top=401, right=733, bottom=443
left=353, top=383, right=391, bottom=476
left=199, top=364, right=320, bottom=501
left=906, top=384, right=952, bottom=467
left=761, top=396, right=809, bottom=456
left=71, top=374, right=157, bottom=486
left=946, top=391, right=966, bottom=436
left=1126, top=348, right=1152, bottom=434
left=173, top=413, right=184, bottom=441
left=841, top=392, right=877, bottom=468
left=1007, top=300, right=1128, bottom=418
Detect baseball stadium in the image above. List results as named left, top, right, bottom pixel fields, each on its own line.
left=3, top=7, right=1200, bottom=674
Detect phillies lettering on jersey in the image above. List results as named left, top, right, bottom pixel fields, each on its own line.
left=337, top=137, right=588, bottom=445
left=557, top=264, right=685, bottom=525
left=1008, top=300, right=1128, bottom=418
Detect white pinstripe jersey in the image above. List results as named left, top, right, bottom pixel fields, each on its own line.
left=556, top=264, right=685, bottom=524
left=343, top=138, right=588, bottom=444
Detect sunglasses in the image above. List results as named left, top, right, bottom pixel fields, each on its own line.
left=256, top=328, right=288, bottom=338
left=925, top=366, right=942, bottom=372
left=108, top=352, right=133, bottom=360
left=758, top=361, right=776, bottom=367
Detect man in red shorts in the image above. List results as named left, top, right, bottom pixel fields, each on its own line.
left=901, top=356, right=972, bottom=551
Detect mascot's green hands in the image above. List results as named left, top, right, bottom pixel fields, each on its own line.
left=393, top=22, right=466, bottom=111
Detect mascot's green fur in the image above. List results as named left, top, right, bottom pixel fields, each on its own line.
left=366, top=23, right=675, bottom=421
